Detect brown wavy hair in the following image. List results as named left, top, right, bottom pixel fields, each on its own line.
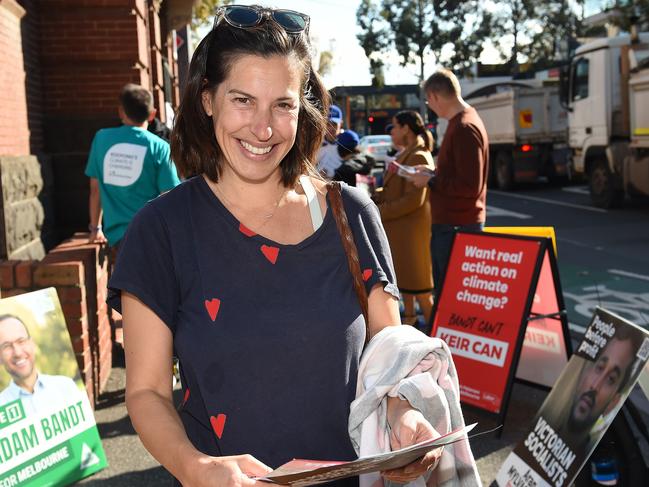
left=171, top=16, right=329, bottom=186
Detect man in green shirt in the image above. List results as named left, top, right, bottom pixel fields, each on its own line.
left=85, top=84, right=181, bottom=247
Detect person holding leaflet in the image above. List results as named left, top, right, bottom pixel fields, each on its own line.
left=108, top=5, right=477, bottom=487
left=411, top=69, right=488, bottom=298
left=374, top=111, right=435, bottom=325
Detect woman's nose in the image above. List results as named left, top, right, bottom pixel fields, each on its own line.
left=250, top=109, right=273, bottom=141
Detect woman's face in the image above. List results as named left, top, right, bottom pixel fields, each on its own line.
left=390, top=117, right=407, bottom=146
left=202, top=54, right=302, bottom=184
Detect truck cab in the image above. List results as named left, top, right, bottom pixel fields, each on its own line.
left=561, top=33, right=649, bottom=207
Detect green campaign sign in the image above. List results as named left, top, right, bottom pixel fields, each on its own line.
left=0, top=400, right=26, bottom=430
left=0, top=288, right=107, bottom=486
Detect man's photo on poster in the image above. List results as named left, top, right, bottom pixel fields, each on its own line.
left=544, top=317, right=648, bottom=453
left=509, top=308, right=649, bottom=487
left=0, top=289, right=86, bottom=416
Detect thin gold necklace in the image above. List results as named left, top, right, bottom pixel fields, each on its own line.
left=214, top=183, right=289, bottom=226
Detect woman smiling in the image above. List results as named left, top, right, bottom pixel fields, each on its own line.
left=107, top=5, right=476, bottom=487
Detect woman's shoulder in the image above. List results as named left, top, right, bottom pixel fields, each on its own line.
left=338, top=181, right=375, bottom=213
left=306, top=176, right=373, bottom=212
left=408, top=148, right=433, bottom=165
left=134, top=176, right=200, bottom=224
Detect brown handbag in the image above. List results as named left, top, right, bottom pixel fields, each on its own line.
left=327, top=181, right=370, bottom=340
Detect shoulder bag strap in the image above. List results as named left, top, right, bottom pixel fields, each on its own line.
left=327, top=181, right=370, bottom=341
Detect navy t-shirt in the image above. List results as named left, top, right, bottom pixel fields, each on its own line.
left=108, top=175, right=398, bottom=484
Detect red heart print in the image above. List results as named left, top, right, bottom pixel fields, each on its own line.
left=210, top=414, right=227, bottom=439
left=204, top=298, right=221, bottom=321
left=239, top=223, right=256, bottom=237
left=183, top=388, right=190, bottom=405
left=261, top=245, right=279, bottom=264
left=362, top=269, right=373, bottom=282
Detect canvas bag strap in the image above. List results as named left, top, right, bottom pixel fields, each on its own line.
left=327, top=181, right=370, bottom=341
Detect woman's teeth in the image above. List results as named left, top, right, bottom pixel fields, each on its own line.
left=240, top=140, right=272, bottom=155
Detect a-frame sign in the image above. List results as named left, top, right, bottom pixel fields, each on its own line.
left=429, top=231, right=571, bottom=427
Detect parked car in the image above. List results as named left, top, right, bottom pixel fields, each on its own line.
left=357, top=135, right=394, bottom=166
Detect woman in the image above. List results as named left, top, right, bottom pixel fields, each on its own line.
left=107, top=5, right=446, bottom=487
left=374, top=111, right=435, bottom=326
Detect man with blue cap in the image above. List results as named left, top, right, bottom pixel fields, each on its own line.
left=317, top=104, right=345, bottom=177
left=325, top=104, right=343, bottom=144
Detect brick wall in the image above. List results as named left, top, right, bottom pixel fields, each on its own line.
left=0, top=235, right=113, bottom=408
left=0, top=0, right=29, bottom=156
left=18, top=0, right=43, bottom=155
left=33, top=0, right=170, bottom=242
left=2, top=0, right=186, bottom=248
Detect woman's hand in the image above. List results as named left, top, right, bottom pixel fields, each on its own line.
left=181, top=454, right=273, bottom=487
left=410, top=165, right=435, bottom=188
left=382, top=399, right=443, bottom=483
left=371, top=187, right=384, bottom=204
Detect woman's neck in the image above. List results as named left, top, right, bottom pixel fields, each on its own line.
left=404, top=132, right=418, bottom=149
left=211, top=170, right=287, bottom=209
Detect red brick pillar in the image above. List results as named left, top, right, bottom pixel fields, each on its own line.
left=0, top=0, right=29, bottom=155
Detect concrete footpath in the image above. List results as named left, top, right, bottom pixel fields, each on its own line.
left=77, top=345, right=547, bottom=486
left=77, top=346, right=173, bottom=486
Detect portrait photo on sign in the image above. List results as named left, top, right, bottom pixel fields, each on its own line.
left=0, top=288, right=107, bottom=487
left=497, top=307, right=649, bottom=487
left=0, top=288, right=83, bottom=398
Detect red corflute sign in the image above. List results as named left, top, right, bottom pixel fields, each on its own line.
left=431, top=232, right=545, bottom=414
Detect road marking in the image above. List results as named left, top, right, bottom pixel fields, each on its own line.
left=564, top=286, right=649, bottom=326
left=562, top=186, right=589, bottom=195
left=486, top=205, right=532, bottom=219
left=490, top=190, right=608, bottom=213
left=608, top=269, right=649, bottom=282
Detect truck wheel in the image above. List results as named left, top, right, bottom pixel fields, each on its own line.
left=495, top=151, right=514, bottom=190
left=589, top=159, right=623, bottom=208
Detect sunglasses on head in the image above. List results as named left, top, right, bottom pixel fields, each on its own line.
left=214, top=5, right=310, bottom=35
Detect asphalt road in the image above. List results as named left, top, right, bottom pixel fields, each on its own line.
left=76, top=182, right=649, bottom=486
left=487, top=183, right=649, bottom=336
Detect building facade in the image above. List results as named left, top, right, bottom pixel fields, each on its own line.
left=0, top=0, right=193, bottom=258
left=0, top=0, right=193, bottom=404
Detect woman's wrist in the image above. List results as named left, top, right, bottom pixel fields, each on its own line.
left=386, top=396, right=414, bottom=427
left=88, top=223, right=102, bottom=232
left=176, top=445, right=211, bottom=484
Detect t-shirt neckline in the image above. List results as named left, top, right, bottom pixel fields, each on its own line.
left=196, top=175, right=333, bottom=250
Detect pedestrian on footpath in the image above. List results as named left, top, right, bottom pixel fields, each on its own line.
left=316, top=104, right=345, bottom=178
left=107, top=5, right=478, bottom=487
left=412, top=69, right=489, bottom=299
left=85, top=83, right=181, bottom=249
left=374, top=110, right=435, bottom=326
left=331, top=130, right=375, bottom=187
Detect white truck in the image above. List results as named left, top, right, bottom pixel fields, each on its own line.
left=560, top=32, right=649, bottom=207
left=464, top=82, right=570, bottom=189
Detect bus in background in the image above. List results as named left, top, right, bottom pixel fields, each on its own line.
left=330, top=84, right=423, bottom=136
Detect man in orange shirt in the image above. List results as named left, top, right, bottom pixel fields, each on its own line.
left=412, top=69, right=489, bottom=299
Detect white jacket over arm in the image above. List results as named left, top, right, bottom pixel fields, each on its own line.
left=349, top=325, right=481, bottom=487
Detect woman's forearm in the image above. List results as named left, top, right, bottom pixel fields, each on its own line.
left=127, top=388, right=203, bottom=483
left=386, top=395, right=413, bottom=426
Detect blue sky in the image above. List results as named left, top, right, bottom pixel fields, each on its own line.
left=208, top=0, right=609, bottom=89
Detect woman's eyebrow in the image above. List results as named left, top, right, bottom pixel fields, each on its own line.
left=227, top=89, right=255, bottom=99
left=227, top=89, right=296, bottom=102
